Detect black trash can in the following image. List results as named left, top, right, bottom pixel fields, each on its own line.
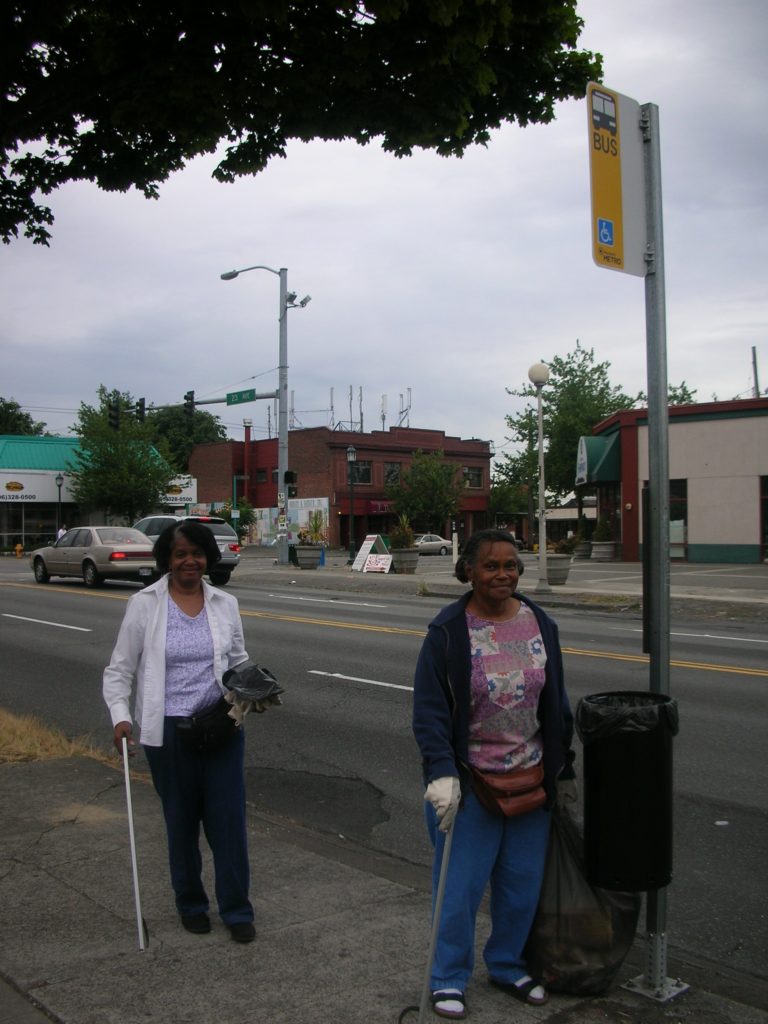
left=576, top=691, right=679, bottom=892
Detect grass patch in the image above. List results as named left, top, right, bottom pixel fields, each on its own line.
left=0, top=707, right=110, bottom=765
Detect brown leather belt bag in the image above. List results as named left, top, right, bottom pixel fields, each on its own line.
left=469, top=763, right=546, bottom=817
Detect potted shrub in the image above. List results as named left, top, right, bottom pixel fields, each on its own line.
left=295, top=510, right=326, bottom=569
left=388, top=514, right=419, bottom=574
left=591, top=516, right=616, bottom=562
left=574, top=515, right=592, bottom=560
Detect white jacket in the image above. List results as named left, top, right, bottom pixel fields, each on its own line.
left=103, top=574, right=249, bottom=747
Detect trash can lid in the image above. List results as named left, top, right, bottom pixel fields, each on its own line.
left=575, top=690, right=679, bottom=742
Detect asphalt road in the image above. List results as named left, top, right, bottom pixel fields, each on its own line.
left=1, top=562, right=766, bottom=986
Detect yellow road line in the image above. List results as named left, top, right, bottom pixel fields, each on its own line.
left=563, top=646, right=768, bottom=677
left=3, top=582, right=766, bottom=677
left=242, top=608, right=422, bottom=636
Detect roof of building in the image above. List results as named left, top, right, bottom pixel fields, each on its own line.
left=593, top=397, right=768, bottom=434
left=0, top=435, right=80, bottom=471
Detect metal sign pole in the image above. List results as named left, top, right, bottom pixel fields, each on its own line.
left=624, top=101, right=687, bottom=1003
left=588, top=82, right=687, bottom=1004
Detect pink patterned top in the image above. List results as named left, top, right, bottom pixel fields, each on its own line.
left=466, top=604, right=546, bottom=772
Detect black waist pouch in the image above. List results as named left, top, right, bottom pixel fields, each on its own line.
left=176, top=697, right=238, bottom=753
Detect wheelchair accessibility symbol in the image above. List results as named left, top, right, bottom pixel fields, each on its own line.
left=597, top=218, right=614, bottom=246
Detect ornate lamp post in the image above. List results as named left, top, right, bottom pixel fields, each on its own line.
left=528, top=362, right=551, bottom=594
left=55, top=473, right=64, bottom=535
left=346, top=445, right=357, bottom=564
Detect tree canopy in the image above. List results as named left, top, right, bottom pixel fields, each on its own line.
left=498, top=342, right=640, bottom=502
left=67, top=386, right=176, bottom=522
left=2, top=1, right=602, bottom=244
left=385, top=449, right=465, bottom=532
left=145, top=405, right=227, bottom=473
left=498, top=342, right=699, bottom=503
left=0, top=396, right=46, bottom=434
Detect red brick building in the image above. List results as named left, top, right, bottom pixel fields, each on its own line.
left=189, top=425, right=492, bottom=548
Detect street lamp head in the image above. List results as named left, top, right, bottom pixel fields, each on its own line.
left=285, top=291, right=298, bottom=304
left=55, top=473, right=64, bottom=487
left=220, top=270, right=239, bottom=281
left=528, top=362, right=550, bottom=388
left=298, top=295, right=312, bottom=307
left=346, top=445, right=357, bottom=463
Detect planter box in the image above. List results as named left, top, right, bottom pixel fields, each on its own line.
left=391, top=548, right=419, bottom=575
left=591, top=541, right=616, bottom=562
left=574, top=541, right=592, bottom=560
left=546, top=554, right=572, bottom=586
left=295, top=546, right=322, bottom=570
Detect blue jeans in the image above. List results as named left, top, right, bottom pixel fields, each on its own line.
left=426, top=789, right=550, bottom=992
left=144, top=718, right=253, bottom=924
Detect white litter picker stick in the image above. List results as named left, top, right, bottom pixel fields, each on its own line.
left=121, top=736, right=148, bottom=951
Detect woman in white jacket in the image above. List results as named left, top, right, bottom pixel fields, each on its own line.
left=103, top=520, right=255, bottom=942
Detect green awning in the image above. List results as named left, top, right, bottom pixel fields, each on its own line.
left=575, top=433, right=620, bottom=485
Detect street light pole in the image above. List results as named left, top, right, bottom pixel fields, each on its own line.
left=55, top=473, right=64, bottom=534
left=528, top=363, right=551, bottom=594
left=220, top=264, right=310, bottom=566
left=346, top=445, right=357, bottom=564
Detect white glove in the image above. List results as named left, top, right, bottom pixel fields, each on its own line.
left=556, top=778, right=578, bottom=809
left=425, top=776, right=461, bottom=832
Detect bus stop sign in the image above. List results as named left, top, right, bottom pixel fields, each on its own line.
left=588, top=82, right=647, bottom=277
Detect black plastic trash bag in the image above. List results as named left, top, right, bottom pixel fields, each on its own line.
left=525, top=806, right=640, bottom=996
left=223, top=661, right=283, bottom=703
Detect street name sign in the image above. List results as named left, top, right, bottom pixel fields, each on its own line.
left=587, top=82, right=647, bottom=276
left=227, top=389, right=256, bottom=406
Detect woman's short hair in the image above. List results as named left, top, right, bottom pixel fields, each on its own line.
left=154, top=520, right=222, bottom=573
left=455, top=528, right=523, bottom=584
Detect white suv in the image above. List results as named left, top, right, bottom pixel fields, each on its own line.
left=133, top=514, right=241, bottom=586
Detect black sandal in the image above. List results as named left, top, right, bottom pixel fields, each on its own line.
left=490, top=975, right=548, bottom=1005
left=431, top=990, right=467, bottom=1019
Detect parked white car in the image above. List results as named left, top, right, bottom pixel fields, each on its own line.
left=413, top=534, right=452, bottom=555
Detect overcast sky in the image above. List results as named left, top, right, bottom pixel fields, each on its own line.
left=3, top=0, right=767, bottom=466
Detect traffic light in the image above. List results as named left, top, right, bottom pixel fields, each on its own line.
left=135, top=397, right=146, bottom=423
left=284, top=470, right=297, bottom=497
left=184, top=390, right=195, bottom=418
left=107, top=397, right=120, bottom=431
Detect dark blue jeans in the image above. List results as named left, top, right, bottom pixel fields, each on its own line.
left=144, top=718, right=253, bottom=925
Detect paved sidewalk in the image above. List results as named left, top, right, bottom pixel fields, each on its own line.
left=1, top=756, right=767, bottom=1024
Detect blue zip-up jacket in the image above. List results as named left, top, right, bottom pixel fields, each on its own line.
left=412, top=592, right=575, bottom=807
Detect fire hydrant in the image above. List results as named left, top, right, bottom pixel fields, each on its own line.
left=14, top=543, right=24, bottom=558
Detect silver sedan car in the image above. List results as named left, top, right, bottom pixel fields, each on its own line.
left=413, top=533, right=453, bottom=555
left=30, top=527, right=157, bottom=587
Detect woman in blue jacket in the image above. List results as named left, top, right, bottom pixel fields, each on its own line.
left=412, top=529, right=576, bottom=1019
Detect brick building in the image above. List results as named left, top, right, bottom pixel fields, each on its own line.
left=188, top=425, right=492, bottom=548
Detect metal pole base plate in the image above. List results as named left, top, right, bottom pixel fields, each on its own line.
left=622, top=975, right=690, bottom=1003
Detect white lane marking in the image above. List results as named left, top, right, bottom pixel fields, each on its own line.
left=267, top=593, right=388, bottom=609
left=2, top=613, right=92, bottom=632
left=604, top=624, right=768, bottom=644
left=309, top=669, right=412, bottom=692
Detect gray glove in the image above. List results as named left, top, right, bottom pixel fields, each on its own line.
left=424, top=776, right=461, bottom=832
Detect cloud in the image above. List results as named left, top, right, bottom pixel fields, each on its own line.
left=2, top=0, right=766, bottom=454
